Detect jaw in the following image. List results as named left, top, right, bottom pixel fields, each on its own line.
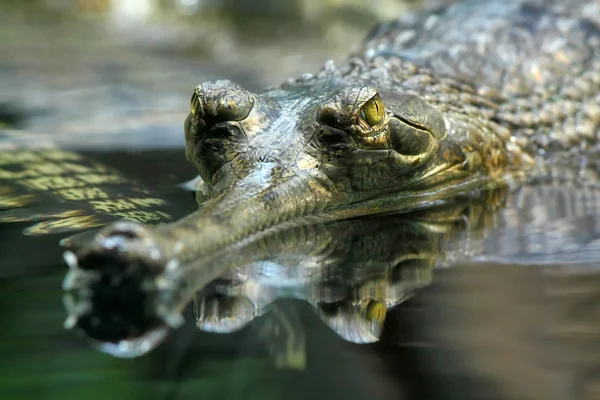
left=186, top=143, right=497, bottom=248
left=315, top=140, right=494, bottom=220
left=61, top=157, right=502, bottom=348
left=70, top=154, right=500, bottom=273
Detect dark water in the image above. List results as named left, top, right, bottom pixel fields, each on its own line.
left=2, top=148, right=600, bottom=400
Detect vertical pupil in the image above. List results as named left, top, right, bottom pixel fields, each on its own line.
left=363, top=97, right=382, bottom=126
left=191, top=92, right=200, bottom=114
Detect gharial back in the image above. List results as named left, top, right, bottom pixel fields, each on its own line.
left=358, top=0, right=600, bottom=158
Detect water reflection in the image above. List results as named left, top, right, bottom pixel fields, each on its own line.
left=0, top=152, right=594, bottom=398
left=0, top=149, right=194, bottom=237
left=57, top=178, right=600, bottom=398
left=62, top=186, right=508, bottom=359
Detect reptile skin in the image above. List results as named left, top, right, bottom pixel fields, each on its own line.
left=64, top=0, right=600, bottom=329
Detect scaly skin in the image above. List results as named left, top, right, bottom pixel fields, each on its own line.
left=64, top=0, right=600, bottom=332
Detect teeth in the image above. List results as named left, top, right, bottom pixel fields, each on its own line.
left=62, top=294, right=91, bottom=315
left=166, top=259, right=179, bottom=273
left=149, top=248, right=161, bottom=260
left=63, top=294, right=77, bottom=314
left=63, top=251, right=78, bottom=269
left=164, top=313, right=185, bottom=329
left=173, top=242, right=184, bottom=254
left=156, top=303, right=185, bottom=329
left=155, top=276, right=175, bottom=290
left=62, top=269, right=98, bottom=290
left=62, top=270, right=78, bottom=290
left=63, top=251, right=99, bottom=291
left=64, top=315, right=78, bottom=330
left=192, top=295, right=205, bottom=321
left=62, top=294, right=92, bottom=330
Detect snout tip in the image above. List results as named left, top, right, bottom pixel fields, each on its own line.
left=60, top=220, right=183, bottom=357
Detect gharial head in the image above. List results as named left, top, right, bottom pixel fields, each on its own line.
left=183, top=78, right=493, bottom=219
left=59, top=77, right=510, bottom=350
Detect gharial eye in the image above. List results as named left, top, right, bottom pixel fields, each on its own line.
left=190, top=88, right=201, bottom=115
left=359, top=94, right=385, bottom=127
left=364, top=300, right=386, bottom=322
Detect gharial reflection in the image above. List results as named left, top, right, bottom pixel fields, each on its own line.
left=61, top=187, right=507, bottom=362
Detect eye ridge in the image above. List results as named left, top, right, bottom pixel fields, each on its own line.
left=395, top=115, right=432, bottom=133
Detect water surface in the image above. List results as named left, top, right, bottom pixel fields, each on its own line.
left=2, top=1, right=600, bottom=399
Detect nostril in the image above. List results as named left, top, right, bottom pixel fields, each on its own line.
left=94, top=221, right=154, bottom=252
left=107, top=229, right=138, bottom=241
left=70, top=221, right=164, bottom=277
left=315, top=128, right=358, bottom=155
left=102, top=221, right=149, bottom=240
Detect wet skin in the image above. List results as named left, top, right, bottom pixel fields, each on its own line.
left=64, top=0, right=600, bottom=330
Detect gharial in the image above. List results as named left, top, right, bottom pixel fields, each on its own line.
left=63, top=0, right=600, bottom=328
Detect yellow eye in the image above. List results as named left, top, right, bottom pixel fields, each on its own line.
left=359, top=94, right=385, bottom=126
left=365, top=300, right=386, bottom=322
left=190, top=90, right=201, bottom=115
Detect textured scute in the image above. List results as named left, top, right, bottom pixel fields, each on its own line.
left=357, top=0, right=600, bottom=154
